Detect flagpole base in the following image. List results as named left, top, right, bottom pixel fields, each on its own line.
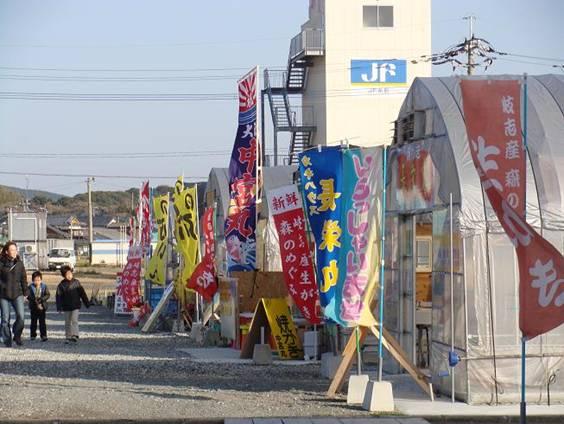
left=520, top=401, right=526, bottom=424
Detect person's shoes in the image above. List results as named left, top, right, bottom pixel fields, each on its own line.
left=13, top=336, right=23, bottom=346
left=3, top=337, right=12, bottom=347
left=41, top=336, right=48, bottom=342
left=70, top=336, right=78, bottom=343
left=30, top=336, right=37, bottom=341
left=64, top=338, right=72, bottom=344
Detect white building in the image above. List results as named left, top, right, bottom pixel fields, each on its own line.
left=265, top=0, right=431, bottom=164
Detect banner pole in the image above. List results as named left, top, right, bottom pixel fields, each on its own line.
left=520, top=72, right=528, bottom=424
left=194, top=183, right=202, bottom=323
left=450, top=192, right=455, bottom=403
left=355, top=326, right=362, bottom=375
left=378, top=146, right=388, bottom=382
left=256, top=65, right=261, bottom=272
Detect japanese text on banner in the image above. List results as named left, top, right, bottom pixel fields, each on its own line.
left=267, top=185, right=320, bottom=324
left=336, top=147, right=383, bottom=327
left=298, top=146, right=343, bottom=323
left=145, top=194, right=169, bottom=285
left=225, top=67, right=259, bottom=272
left=461, top=79, right=564, bottom=338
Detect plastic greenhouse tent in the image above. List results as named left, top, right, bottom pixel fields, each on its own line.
left=383, top=75, right=564, bottom=404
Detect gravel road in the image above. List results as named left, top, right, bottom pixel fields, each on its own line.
left=0, top=306, right=363, bottom=421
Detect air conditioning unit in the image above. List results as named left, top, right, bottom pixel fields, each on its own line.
left=24, top=244, right=37, bottom=254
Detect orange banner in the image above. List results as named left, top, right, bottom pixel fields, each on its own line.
left=461, top=79, right=564, bottom=339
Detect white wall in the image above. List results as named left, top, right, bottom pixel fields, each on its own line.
left=303, top=0, right=431, bottom=147
left=91, top=241, right=129, bottom=266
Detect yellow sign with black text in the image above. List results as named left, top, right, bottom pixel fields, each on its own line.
left=145, top=194, right=169, bottom=285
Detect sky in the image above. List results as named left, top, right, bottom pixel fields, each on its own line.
left=0, top=0, right=562, bottom=196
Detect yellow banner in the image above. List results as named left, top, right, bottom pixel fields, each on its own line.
left=262, top=298, right=303, bottom=360
left=173, top=179, right=200, bottom=284
left=145, top=194, right=169, bottom=285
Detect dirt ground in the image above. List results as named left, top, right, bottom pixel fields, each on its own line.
left=40, top=267, right=119, bottom=297
left=0, top=305, right=364, bottom=422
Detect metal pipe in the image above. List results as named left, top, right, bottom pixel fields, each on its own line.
left=450, top=192, right=455, bottom=403
left=378, top=146, right=388, bottom=382
left=356, top=326, right=362, bottom=375
left=520, top=73, right=529, bottom=424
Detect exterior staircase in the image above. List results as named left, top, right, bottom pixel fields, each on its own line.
left=264, top=28, right=324, bottom=165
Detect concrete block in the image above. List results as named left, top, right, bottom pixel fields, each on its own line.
left=303, top=330, right=320, bottom=359
left=320, top=352, right=341, bottom=379
left=190, top=322, right=204, bottom=343
left=362, top=380, right=395, bottom=413
left=346, top=374, right=369, bottom=405
left=253, top=344, right=273, bottom=365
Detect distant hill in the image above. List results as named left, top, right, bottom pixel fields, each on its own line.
left=0, top=185, right=64, bottom=202
left=0, top=186, right=23, bottom=208
left=1, top=182, right=206, bottom=216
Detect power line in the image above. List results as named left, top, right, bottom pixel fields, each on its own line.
left=0, top=149, right=286, bottom=159
left=0, top=65, right=284, bottom=73
left=0, top=171, right=205, bottom=180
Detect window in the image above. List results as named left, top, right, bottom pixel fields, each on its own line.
left=363, top=5, right=394, bottom=28
left=416, top=237, right=432, bottom=272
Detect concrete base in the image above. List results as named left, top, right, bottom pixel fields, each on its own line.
left=303, top=330, right=320, bottom=360
left=320, top=352, right=341, bottom=379
left=190, top=323, right=204, bottom=344
left=346, top=374, right=370, bottom=405
left=252, top=344, right=273, bottom=365
left=362, top=380, right=395, bottom=413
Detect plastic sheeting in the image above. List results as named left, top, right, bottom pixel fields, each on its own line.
left=385, top=75, right=564, bottom=404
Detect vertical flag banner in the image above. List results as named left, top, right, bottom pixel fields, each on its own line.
left=267, top=184, right=321, bottom=324
left=298, top=146, right=344, bottom=323
left=188, top=206, right=218, bottom=301
left=337, top=147, right=383, bottom=327
left=140, top=181, right=151, bottom=254
left=118, top=244, right=142, bottom=309
left=145, top=194, right=169, bottom=285
left=225, top=67, right=259, bottom=272
left=461, top=79, right=564, bottom=338
left=128, top=216, right=134, bottom=247
left=173, top=178, right=200, bottom=283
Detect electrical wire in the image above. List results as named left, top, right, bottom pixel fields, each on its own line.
left=0, top=149, right=287, bottom=159
left=0, top=171, right=205, bottom=180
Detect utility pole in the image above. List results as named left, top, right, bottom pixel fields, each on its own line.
left=463, top=15, right=476, bottom=75
left=87, top=177, right=95, bottom=265
left=23, top=175, right=31, bottom=211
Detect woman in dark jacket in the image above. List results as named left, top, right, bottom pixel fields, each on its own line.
left=0, top=241, right=28, bottom=347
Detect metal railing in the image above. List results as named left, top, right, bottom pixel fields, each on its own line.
left=289, top=28, right=325, bottom=61
left=290, top=105, right=315, bottom=127
left=264, top=68, right=286, bottom=90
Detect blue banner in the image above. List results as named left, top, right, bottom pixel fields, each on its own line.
left=298, top=146, right=344, bottom=323
left=225, top=68, right=258, bottom=272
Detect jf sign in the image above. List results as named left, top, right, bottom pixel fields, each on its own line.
left=351, top=59, right=407, bottom=86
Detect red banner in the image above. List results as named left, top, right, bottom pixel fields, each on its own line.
left=202, top=207, right=215, bottom=258
left=128, top=216, right=134, bottom=247
left=187, top=207, right=218, bottom=301
left=117, top=245, right=142, bottom=309
left=267, top=185, right=320, bottom=324
left=461, top=79, right=564, bottom=339
left=140, top=181, right=151, bottom=253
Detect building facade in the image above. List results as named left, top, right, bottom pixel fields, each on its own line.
left=309, top=0, right=431, bottom=146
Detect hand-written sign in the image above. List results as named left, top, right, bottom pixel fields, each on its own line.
left=240, top=298, right=303, bottom=360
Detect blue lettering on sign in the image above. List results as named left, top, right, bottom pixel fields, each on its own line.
left=350, top=59, right=407, bottom=86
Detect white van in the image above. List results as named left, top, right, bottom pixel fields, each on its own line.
left=47, top=248, right=77, bottom=270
